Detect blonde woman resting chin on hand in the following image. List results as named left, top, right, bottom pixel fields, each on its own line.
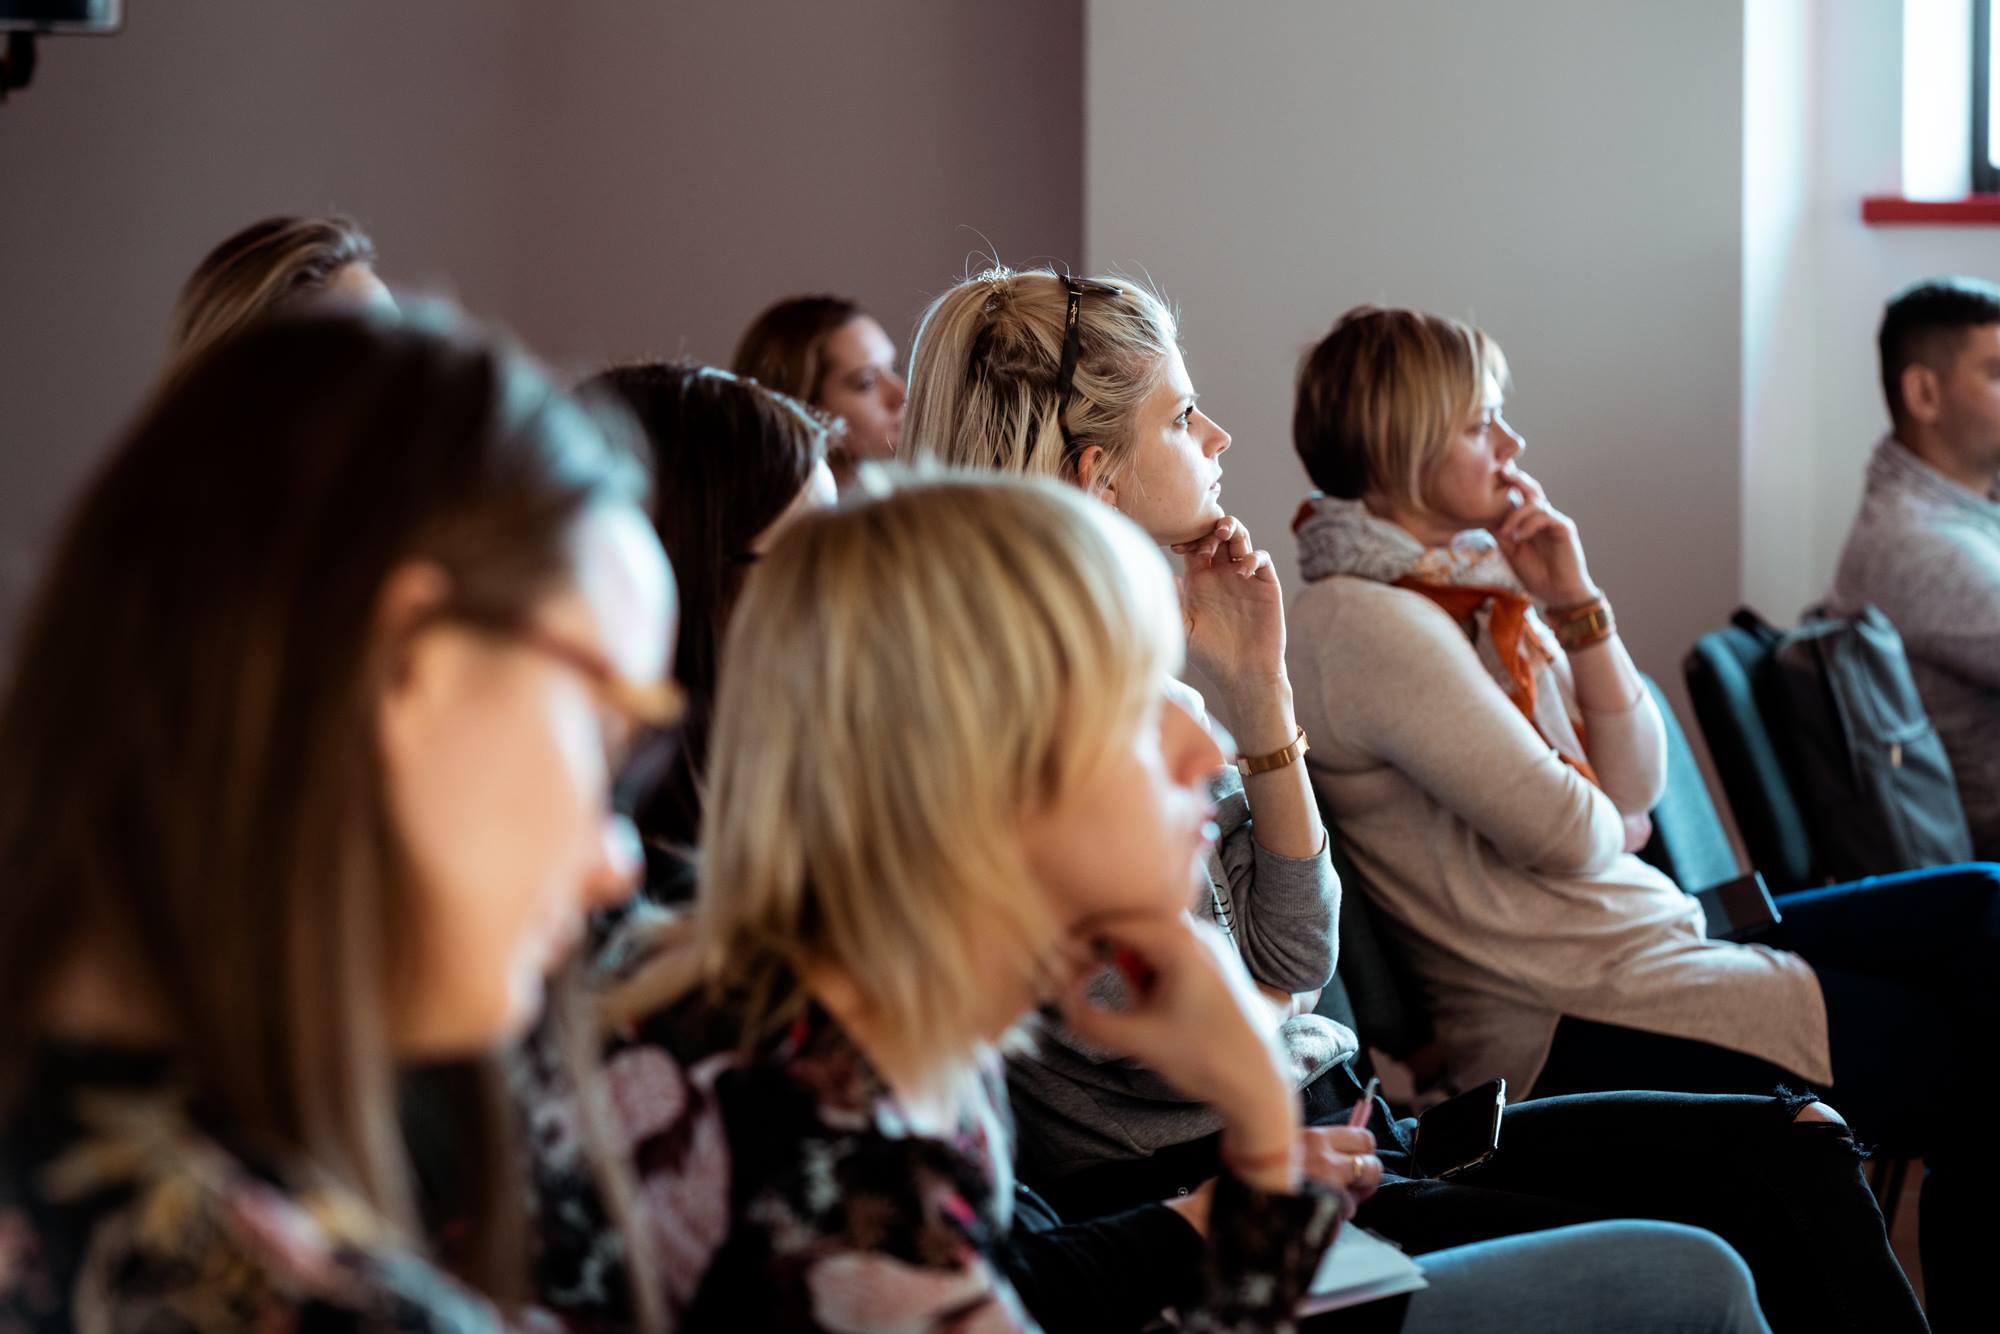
left=527, top=472, right=1769, bottom=1334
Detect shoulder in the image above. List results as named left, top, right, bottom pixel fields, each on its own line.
left=1291, top=577, right=1475, bottom=676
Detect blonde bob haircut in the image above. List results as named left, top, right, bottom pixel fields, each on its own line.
left=1292, top=305, right=1512, bottom=515
left=605, top=470, right=1184, bottom=1074
left=901, top=266, right=1178, bottom=491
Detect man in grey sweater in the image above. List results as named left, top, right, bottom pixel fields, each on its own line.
left=1829, top=277, right=2000, bottom=859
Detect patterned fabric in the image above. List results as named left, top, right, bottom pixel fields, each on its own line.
left=531, top=959, right=1342, bottom=1332
left=1293, top=493, right=1597, bottom=786
left=0, top=1043, right=515, bottom=1334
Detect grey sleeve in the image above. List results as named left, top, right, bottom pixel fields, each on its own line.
left=1210, top=766, right=1339, bottom=993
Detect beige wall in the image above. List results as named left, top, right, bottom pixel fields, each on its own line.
left=0, top=0, right=1081, bottom=647
left=1086, top=0, right=1745, bottom=707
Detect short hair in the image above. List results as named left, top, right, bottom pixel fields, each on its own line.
left=166, top=214, right=378, bottom=380
left=731, top=295, right=865, bottom=405
left=1878, top=277, right=2000, bottom=423
left=1293, top=305, right=1510, bottom=514
left=901, top=266, right=1178, bottom=491
left=605, top=471, right=1183, bottom=1077
left=580, top=361, right=835, bottom=850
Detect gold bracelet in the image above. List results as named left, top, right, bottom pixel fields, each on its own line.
left=1551, top=597, right=1615, bottom=652
left=1238, top=725, right=1309, bottom=776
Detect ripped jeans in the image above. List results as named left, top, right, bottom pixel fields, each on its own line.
left=1349, top=1074, right=1927, bottom=1334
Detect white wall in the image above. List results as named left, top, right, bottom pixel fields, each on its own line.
left=1086, top=0, right=1745, bottom=700
left=1745, top=0, right=2000, bottom=618
left=0, top=0, right=1082, bottom=651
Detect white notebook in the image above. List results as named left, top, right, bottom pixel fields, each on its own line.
left=1297, top=1223, right=1429, bottom=1316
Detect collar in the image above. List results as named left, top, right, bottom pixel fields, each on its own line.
left=1873, top=434, right=2000, bottom=516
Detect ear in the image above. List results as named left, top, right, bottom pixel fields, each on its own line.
left=373, top=561, right=457, bottom=761
left=1901, top=362, right=1944, bottom=425
left=1070, top=443, right=1119, bottom=509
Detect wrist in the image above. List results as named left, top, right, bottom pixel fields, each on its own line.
left=1545, top=583, right=1603, bottom=614
left=1219, top=1101, right=1303, bottom=1192
left=1215, top=678, right=1297, bottom=755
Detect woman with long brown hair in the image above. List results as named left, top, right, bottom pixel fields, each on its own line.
left=162, top=213, right=394, bottom=383
left=581, top=362, right=836, bottom=880
left=733, top=295, right=905, bottom=485
left=0, top=308, right=675, bottom=1330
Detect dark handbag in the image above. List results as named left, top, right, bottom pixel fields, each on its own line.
left=1735, top=605, right=1973, bottom=882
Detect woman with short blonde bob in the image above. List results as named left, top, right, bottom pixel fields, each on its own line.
left=1289, top=303, right=1999, bottom=1329
left=531, top=472, right=1771, bottom=1334
left=531, top=473, right=1337, bottom=1330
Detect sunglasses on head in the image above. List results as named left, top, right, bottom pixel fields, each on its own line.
left=1053, top=274, right=1124, bottom=457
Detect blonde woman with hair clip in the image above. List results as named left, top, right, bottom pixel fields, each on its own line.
left=902, top=265, right=1345, bottom=1219
left=527, top=472, right=1769, bottom=1334
left=895, top=271, right=1928, bottom=1334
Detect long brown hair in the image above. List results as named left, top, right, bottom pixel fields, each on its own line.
left=165, top=214, right=379, bottom=381
left=582, top=363, right=832, bottom=856
left=0, top=308, right=643, bottom=1305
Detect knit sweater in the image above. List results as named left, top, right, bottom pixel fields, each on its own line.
left=1006, top=679, right=1351, bottom=1181
left=1829, top=435, right=2000, bottom=860
left=1285, top=575, right=1831, bottom=1097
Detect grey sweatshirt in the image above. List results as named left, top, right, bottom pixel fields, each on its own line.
left=1006, top=680, right=1350, bottom=1182
left=1829, top=436, right=2000, bottom=859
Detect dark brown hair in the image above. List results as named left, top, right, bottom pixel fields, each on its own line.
left=166, top=214, right=379, bottom=381
left=731, top=295, right=864, bottom=405
left=0, top=307, right=643, bottom=1306
left=1878, top=276, right=2000, bottom=424
left=582, top=363, right=832, bottom=855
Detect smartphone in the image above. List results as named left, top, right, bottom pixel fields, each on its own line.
left=1693, top=871, right=1782, bottom=941
left=1414, top=1077, right=1505, bottom=1178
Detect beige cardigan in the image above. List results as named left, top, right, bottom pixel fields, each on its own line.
left=1287, top=575, right=1831, bottom=1096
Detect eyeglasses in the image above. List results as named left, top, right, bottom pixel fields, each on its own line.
left=1053, top=274, right=1123, bottom=457
left=496, top=622, right=688, bottom=818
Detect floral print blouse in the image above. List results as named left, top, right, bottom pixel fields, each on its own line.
left=0, top=1043, right=512, bottom=1334
left=531, top=973, right=1343, bottom=1332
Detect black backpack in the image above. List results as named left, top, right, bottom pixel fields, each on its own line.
left=1734, top=605, right=1973, bottom=883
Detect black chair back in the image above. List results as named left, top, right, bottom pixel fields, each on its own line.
left=1684, top=622, right=1818, bottom=892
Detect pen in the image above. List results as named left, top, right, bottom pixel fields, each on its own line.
left=1347, top=1075, right=1380, bottom=1130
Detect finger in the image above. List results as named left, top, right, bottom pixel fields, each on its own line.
left=1224, top=521, right=1253, bottom=565
left=1494, top=495, right=1547, bottom=536
left=1509, top=468, right=1548, bottom=505
left=1239, top=548, right=1277, bottom=582
left=1311, top=1125, right=1377, bottom=1155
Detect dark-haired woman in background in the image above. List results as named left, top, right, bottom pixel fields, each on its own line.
left=0, top=309, right=674, bottom=1331
left=733, top=295, right=905, bottom=486
left=582, top=362, right=836, bottom=895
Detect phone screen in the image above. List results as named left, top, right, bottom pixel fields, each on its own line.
left=1414, top=1077, right=1506, bottom=1178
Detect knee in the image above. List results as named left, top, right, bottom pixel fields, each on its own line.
left=1791, top=1098, right=1846, bottom=1128
left=1580, top=1222, right=1762, bottom=1328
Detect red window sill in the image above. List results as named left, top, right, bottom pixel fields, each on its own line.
left=1861, top=195, right=2000, bottom=225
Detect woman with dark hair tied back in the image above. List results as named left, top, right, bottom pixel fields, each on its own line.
left=163, top=213, right=395, bottom=383
left=733, top=295, right=905, bottom=486
left=0, top=308, right=677, bottom=1331
left=581, top=362, right=837, bottom=891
